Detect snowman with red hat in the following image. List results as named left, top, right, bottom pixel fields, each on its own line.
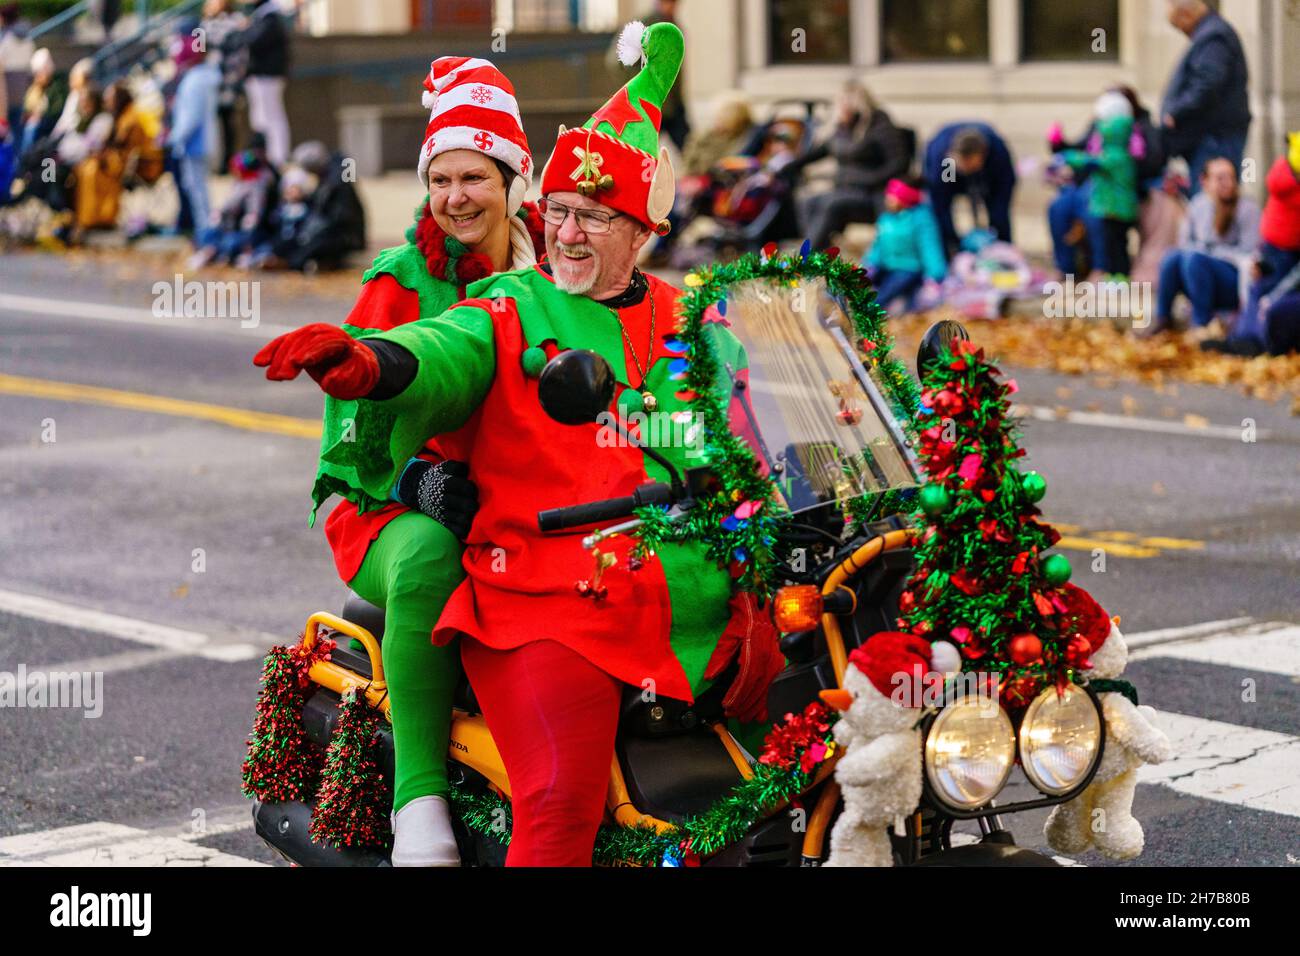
left=825, top=632, right=939, bottom=867
left=1043, top=585, right=1173, bottom=860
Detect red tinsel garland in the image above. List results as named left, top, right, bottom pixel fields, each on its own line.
left=241, top=636, right=336, bottom=803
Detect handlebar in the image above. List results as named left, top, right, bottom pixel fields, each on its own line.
left=537, top=482, right=675, bottom=532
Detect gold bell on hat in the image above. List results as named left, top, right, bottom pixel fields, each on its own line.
left=576, top=180, right=597, bottom=197
left=597, top=174, right=615, bottom=190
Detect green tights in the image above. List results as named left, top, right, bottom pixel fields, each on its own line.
left=347, top=510, right=464, bottom=812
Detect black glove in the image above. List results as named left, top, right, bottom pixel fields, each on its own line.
left=392, top=459, right=480, bottom=541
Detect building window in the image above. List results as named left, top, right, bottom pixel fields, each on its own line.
left=881, top=0, right=990, bottom=63
left=1021, top=0, right=1120, bottom=61
left=768, top=0, right=852, bottom=65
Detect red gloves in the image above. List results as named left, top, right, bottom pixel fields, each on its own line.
left=253, top=323, right=380, bottom=400
left=704, top=592, right=786, bottom=723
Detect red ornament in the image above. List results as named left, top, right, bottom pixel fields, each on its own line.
left=1000, top=674, right=1043, bottom=710
left=898, top=590, right=916, bottom=613
left=1009, top=633, right=1043, bottom=665
left=1065, top=634, right=1094, bottom=668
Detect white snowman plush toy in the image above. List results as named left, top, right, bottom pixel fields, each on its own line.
left=1043, top=586, right=1173, bottom=860
left=824, top=632, right=937, bottom=867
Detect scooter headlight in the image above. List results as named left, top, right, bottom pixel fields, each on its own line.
left=924, top=696, right=1016, bottom=810
left=1018, top=684, right=1102, bottom=795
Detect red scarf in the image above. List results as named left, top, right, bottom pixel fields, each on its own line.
left=412, top=200, right=547, bottom=290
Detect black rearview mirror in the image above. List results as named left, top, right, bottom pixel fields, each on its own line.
left=916, top=320, right=970, bottom=378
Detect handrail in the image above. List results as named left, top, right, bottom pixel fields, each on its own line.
left=90, top=0, right=203, bottom=83
left=28, top=0, right=92, bottom=41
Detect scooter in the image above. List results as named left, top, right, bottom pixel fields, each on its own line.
left=252, top=287, right=1106, bottom=867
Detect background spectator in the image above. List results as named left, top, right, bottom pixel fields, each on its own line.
left=923, top=121, right=1015, bottom=258
left=1153, top=157, right=1259, bottom=333
left=1204, top=134, right=1300, bottom=355
left=0, top=3, right=35, bottom=126
left=167, top=47, right=221, bottom=240
left=199, top=0, right=247, bottom=171
left=49, top=59, right=92, bottom=140
left=73, top=82, right=163, bottom=235
left=1160, top=0, right=1250, bottom=192
left=189, top=135, right=276, bottom=268
left=19, top=48, right=63, bottom=155
left=256, top=139, right=364, bottom=272
left=1058, top=92, right=1140, bottom=277
left=791, top=80, right=911, bottom=250
left=240, top=0, right=290, bottom=166
left=863, top=176, right=946, bottom=312
left=88, top=0, right=122, bottom=41
left=1048, top=85, right=1166, bottom=279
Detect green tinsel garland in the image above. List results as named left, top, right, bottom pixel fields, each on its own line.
left=632, top=250, right=922, bottom=595
left=449, top=711, right=839, bottom=867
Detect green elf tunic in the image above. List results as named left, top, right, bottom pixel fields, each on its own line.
left=316, top=202, right=546, bottom=582
left=335, top=264, right=749, bottom=702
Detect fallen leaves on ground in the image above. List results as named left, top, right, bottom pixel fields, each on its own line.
left=892, top=309, right=1300, bottom=413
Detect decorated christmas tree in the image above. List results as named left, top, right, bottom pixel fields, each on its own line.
left=898, top=339, right=1093, bottom=708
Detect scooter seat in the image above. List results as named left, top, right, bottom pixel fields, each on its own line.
left=341, top=591, right=386, bottom=641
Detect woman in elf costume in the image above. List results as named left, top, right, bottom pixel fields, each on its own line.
left=257, top=57, right=546, bottom=866
left=257, top=22, right=783, bottom=866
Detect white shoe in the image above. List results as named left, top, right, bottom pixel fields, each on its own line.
left=390, top=795, right=461, bottom=867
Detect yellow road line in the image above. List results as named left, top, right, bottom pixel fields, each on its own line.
left=1055, top=534, right=1161, bottom=559
left=0, top=373, right=320, bottom=439
left=1138, top=536, right=1207, bottom=551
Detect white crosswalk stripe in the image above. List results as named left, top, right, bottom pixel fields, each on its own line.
left=1126, top=618, right=1300, bottom=818
left=1139, top=712, right=1300, bottom=818
left=0, top=814, right=267, bottom=868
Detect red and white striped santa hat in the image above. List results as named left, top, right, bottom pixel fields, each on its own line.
left=417, top=56, right=533, bottom=194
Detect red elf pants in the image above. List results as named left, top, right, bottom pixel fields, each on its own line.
left=460, top=637, right=622, bottom=866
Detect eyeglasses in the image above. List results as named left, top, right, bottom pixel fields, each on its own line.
left=539, top=198, right=624, bottom=235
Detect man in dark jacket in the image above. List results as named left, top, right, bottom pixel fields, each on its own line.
left=240, top=0, right=290, bottom=166
left=791, top=82, right=912, bottom=249
left=1160, top=0, right=1250, bottom=193
left=923, top=122, right=1016, bottom=258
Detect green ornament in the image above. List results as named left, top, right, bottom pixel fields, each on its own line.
left=1021, top=471, right=1047, bottom=503
left=521, top=346, right=547, bottom=379
left=1041, top=554, right=1071, bottom=585
left=617, top=388, right=645, bottom=416
left=918, top=483, right=952, bottom=517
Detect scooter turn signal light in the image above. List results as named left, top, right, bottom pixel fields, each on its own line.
left=773, top=585, right=824, bottom=632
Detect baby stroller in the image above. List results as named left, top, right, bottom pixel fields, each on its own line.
left=689, top=100, right=819, bottom=258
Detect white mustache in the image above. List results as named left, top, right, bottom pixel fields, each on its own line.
left=557, top=243, right=595, bottom=258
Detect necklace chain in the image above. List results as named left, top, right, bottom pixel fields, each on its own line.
left=613, top=290, right=655, bottom=389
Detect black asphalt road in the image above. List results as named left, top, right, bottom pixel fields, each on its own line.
left=1, top=250, right=1296, bottom=867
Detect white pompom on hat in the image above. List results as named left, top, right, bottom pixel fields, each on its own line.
left=416, top=56, right=533, bottom=213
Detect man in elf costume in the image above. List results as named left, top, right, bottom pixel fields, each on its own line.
left=256, top=57, right=547, bottom=866
left=256, top=22, right=782, bottom=866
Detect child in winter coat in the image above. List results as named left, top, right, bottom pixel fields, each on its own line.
left=1204, top=131, right=1300, bottom=355
left=863, top=177, right=947, bottom=312
left=1058, top=92, right=1139, bottom=277
left=189, top=143, right=275, bottom=268
left=251, top=163, right=316, bottom=268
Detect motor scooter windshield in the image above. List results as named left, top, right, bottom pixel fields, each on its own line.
left=716, top=276, right=920, bottom=516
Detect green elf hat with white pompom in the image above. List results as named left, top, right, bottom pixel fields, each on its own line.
left=539, top=20, right=683, bottom=235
